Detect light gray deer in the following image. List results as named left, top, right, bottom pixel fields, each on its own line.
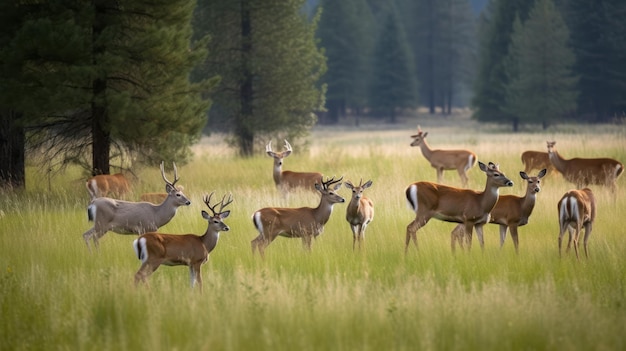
left=345, top=179, right=374, bottom=250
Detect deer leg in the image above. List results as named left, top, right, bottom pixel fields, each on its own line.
left=499, top=225, right=508, bottom=249
left=582, top=222, right=592, bottom=259
left=458, top=169, right=468, bottom=187
left=463, top=223, right=474, bottom=250
left=436, top=168, right=444, bottom=184
left=509, top=225, right=520, bottom=254
left=572, top=227, right=581, bottom=260
left=135, top=261, right=159, bottom=285
left=82, top=227, right=96, bottom=250
left=474, top=224, right=486, bottom=251
left=351, top=225, right=358, bottom=250
left=565, top=227, right=574, bottom=254
left=450, top=224, right=464, bottom=253
left=406, top=217, right=428, bottom=253
left=190, top=264, right=203, bottom=291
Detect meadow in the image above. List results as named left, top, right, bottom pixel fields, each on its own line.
left=1, top=114, right=625, bottom=350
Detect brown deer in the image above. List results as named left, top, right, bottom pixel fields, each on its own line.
left=547, top=141, right=623, bottom=192
left=405, top=161, right=513, bottom=253
left=133, top=192, right=232, bottom=290
left=520, top=150, right=556, bottom=175
left=266, top=140, right=323, bottom=192
left=86, top=173, right=130, bottom=200
left=251, top=176, right=345, bottom=257
left=82, top=162, right=190, bottom=250
left=410, top=126, right=477, bottom=187
left=557, top=188, right=596, bottom=259
left=345, top=179, right=374, bottom=250
left=451, top=169, right=546, bottom=253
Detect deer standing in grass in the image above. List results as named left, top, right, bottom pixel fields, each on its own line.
left=451, top=169, right=546, bottom=253
left=133, top=192, right=232, bottom=290
left=405, top=161, right=513, bottom=253
left=86, top=173, right=130, bottom=200
left=82, top=162, right=190, bottom=250
left=266, top=140, right=323, bottom=192
left=251, top=176, right=345, bottom=257
left=521, top=150, right=556, bottom=175
left=410, top=126, right=477, bottom=187
left=140, top=185, right=184, bottom=204
left=345, top=179, right=374, bottom=250
left=547, top=141, right=623, bottom=192
left=557, top=188, right=596, bottom=259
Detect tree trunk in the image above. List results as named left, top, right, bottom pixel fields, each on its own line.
left=0, top=109, right=25, bottom=189
left=91, top=0, right=110, bottom=175
left=237, top=0, right=254, bottom=157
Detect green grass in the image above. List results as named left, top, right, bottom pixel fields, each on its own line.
left=2, top=118, right=626, bottom=350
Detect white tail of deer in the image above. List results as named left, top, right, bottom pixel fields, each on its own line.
left=345, top=179, right=374, bottom=250
left=251, top=176, right=345, bottom=257
left=405, top=161, right=513, bottom=253
left=410, top=126, right=477, bottom=187
left=82, top=162, right=190, bottom=250
left=133, top=192, right=232, bottom=289
left=547, top=141, right=623, bottom=192
left=451, top=169, right=546, bottom=253
left=86, top=173, right=130, bottom=200
left=521, top=151, right=557, bottom=175
left=557, top=188, right=596, bottom=259
left=266, top=140, right=323, bottom=192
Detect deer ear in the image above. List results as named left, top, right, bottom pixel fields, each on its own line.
left=282, top=150, right=292, bottom=157
left=478, top=161, right=487, bottom=172
left=538, top=168, right=547, bottom=178
left=363, top=180, right=373, bottom=188
left=220, top=210, right=230, bottom=219
left=333, top=182, right=342, bottom=190
left=315, top=183, right=322, bottom=191
left=344, top=182, right=353, bottom=189
left=266, top=151, right=276, bottom=157
left=166, top=183, right=175, bottom=193
left=201, top=210, right=210, bottom=220
left=519, top=171, right=529, bottom=180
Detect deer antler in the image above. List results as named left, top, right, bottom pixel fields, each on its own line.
left=322, top=176, right=343, bottom=189
left=160, top=162, right=180, bottom=187
left=284, top=140, right=292, bottom=152
left=266, top=140, right=273, bottom=153
left=204, top=192, right=233, bottom=216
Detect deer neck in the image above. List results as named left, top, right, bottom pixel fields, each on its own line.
left=521, top=191, right=537, bottom=218
left=480, top=180, right=501, bottom=212
left=347, top=198, right=360, bottom=217
left=201, top=229, right=220, bottom=254
left=314, top=198, right=336, bottom=226
left=548, top=150, right=567, bottom=173
left=418, top=140, right=434, bottom=160
left=154, top=197, right=179, bottom=226
left=273, top=161, right=282, bottom=185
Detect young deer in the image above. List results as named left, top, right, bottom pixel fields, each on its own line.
left=345, top=179, right=374, bottom=250
left=251, top=176, right=345, bottom=257
left=266, top=140, right=323, bottom=192
left=557, top=188, right=596, bottom=259
left=133, top=192, right=232, bottom=290
left=451, top=169, right=546, bottom=253
left=547, top=141, right=623, bottom=192
left=405, top=161, right=513, bottom=253
left=82, top=162, right=190, bottom=250
left=86, top=173, right=130, bottom=200
left=410, top=126, right=477, bottom=187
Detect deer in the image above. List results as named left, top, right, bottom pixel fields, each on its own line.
left=86, top=173, right=130, bottom=200
left=345, top=179, right=374, bottom=250
left=520, top=150, right=557, bottom=175
left=140, top=185, right=184, bottom=204
left=557, top=188, right=596, bottom=260
left=405, top=161, right=513, bottom=253
left=133, top=192, right=232, bottom=290
left=450, top=169, right=546, bottom=253
left=547, top=141, right=623, bottom=192
left=266, top=139, right=323, bottom=192
left=251, top=176, right=345, bottom=257
left=82, top=162, right=191, bottom=250
left=410, top=126, right=477, bottom=187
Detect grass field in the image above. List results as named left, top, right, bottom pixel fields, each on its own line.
left=1, top=115, right=626, bottom=350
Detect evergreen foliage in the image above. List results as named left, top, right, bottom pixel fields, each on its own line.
left=504, top=0, right=578, bottom=129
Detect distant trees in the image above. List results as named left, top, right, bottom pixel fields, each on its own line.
left=503, top=0, right=578, bottom=130
left=194, top=0, right=327, bottom=156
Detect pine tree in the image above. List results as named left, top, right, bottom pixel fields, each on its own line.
left=504, top=0, right=578, bottom=130
left=194, top=0, right=327, bottom=156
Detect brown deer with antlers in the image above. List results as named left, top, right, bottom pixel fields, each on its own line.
left=557, top=188, right=596, bottom=259
left=133, top=192, right=232, bottom=290
left=345, top=179, right=374, bottom=250
left=410, top=126, right=477, bottom=187
left=405, top=161, right=513, bottom=253
left=547, top=141, right=623, bottom=192
left=251, top=176, right=345, bottom=257
left=266, top=140, right=323, bottom=192
left=82, top=162, right=190, bottom=250
left=451, top=169, right=546, bottom=253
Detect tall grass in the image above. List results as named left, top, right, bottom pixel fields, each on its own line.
left=1, top=118, right=625, bottom=350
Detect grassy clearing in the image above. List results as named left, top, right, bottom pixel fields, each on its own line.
left=1, top=116, right=626, bottom=350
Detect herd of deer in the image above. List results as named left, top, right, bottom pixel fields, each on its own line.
left=80, top=127, right=623, bottom=289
